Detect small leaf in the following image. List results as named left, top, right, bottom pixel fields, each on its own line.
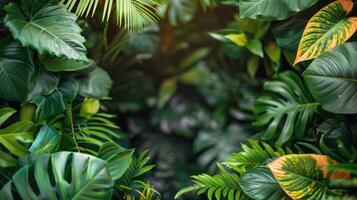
left=42, top=57, right=94, bottom=72
left=158, top=78, right=177, bottom=108
left=29, top=125, right=61, bottom=153
left=294, top=0, right=357, bottom=64
left=247, top=38, right=264, bottom=58
left=225, top=33, right=248, bottom=46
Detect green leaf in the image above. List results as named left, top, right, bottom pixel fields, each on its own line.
left=98, top=142, right=133, bottom=180
left=158, top=78, right=177, bottom=108
left=303, top=42, right=357, bottom=114
left=0, top=107, right=16, bottom=126
left=59, top=78, right=79, bottom=102
left=239, top=0, right=319, bottom=21
left=31, top=90, right=67, bottom=121
left=29, top=125, right=61, bottom=153
left=0, top=36, right=34, bottom=102
left=268, top=154, right=331, bottom=200
left=295, top=0, right=357, bottom=64
left=253, top=71, right=318, bottom=145
left=78, top=67, right=113, bottom=98
left=42, top=57, right=94, bottom=72
left=240, top=166, right=288, bottom=200
left=4, top=0, right=87, bottom=60
left=0, top=119, right=34, bottom=167
left=26, top=71, right=60, bottom=102
left=246, top=38, right=264, bottom=58
left=7, top=152, right=113, bottom=200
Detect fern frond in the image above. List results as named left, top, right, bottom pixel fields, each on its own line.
left=223, top=140, right=291, bottom=173
left=119, top=151, right=155, bottom=191
left=62, top=0, right=160, bottom=31
left=176, top=164, right=250, bottom=200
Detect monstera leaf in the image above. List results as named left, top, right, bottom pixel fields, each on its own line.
left=0, top=152, right=113, bottom=200
left=267, top=154, right=345, bottom=200
left=294, top=0, right=357, bottom=64
left=304, top=43, right=357, bottom=114
left=4, top=0, right=87, bottom=61
left=0, top=36, right=34, bottom=102
left=239, top=0, right=318, bottom=21
left=253, top=71, right=318, bottom=145
left=0, top=107, right=34, bottom=167
left=240, top=166, right=288, bottom=200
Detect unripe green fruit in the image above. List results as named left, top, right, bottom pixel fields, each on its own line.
left=20, top=103, right=36, bottom=121
left=80, top=98, right=100, bottom=116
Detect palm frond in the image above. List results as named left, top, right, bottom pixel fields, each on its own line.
left=62, top=0, right=160, bottom=31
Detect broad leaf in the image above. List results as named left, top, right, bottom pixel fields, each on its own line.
left=304, top=42, right=357, bottom=114
left=0, top=119, right=34, bottom=167
left=26, top=71, right=60, bottom=102
left=253, top=71, right=318, bottom=145
left=0, top=36, right=34, bottom=102
left=98, top=142, right=133, bottom=180
left=4, top=152, right=113, bottom=200
left=78, top=67, right=113, bottom=98
left=4, top=0, right=87, bottom=60
left=267, top=154, right=335, bottom=200
left=240, top=166, right=288, bottom=200
left=294, top=0, right=357, bottom=64
left=239, top=0, right=318, bottom=21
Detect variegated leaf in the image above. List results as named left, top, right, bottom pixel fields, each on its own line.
left=268, top=154, right=349, bottom=200
left=294, top=0, right=357, bottom=65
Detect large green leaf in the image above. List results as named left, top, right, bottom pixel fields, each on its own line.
left=268, top=154, right=332, bottom=200
left=304, top=42, right=357, bottom=114
left=2, top=151, right=113, bottom=200
left=78, top=67, right=113, bottom=98
left=239, top=0, right=318, bottom=21
left=294, top=0, right=357, bottom=64
left=4, top=0, right=87, bottom=61
left=240, top=166, right=288, bottom=200
left=0, top=116, right=34, bottom=167
left=0, top=36, right=34, bottom=102
left=253, top=71, right=318, bottom=145
left=42, top=57, right=95, bottom=72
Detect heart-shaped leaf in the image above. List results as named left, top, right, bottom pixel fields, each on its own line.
left=4, top=0, right=87, bottom=60
left=294, top=0, right=357, bottom=64
left=303, top=42, right=357, bottom=114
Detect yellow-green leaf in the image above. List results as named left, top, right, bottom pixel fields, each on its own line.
left=225, top=33, right=248, bottom=46
left=268, top=154, right=349, bottom=200
left=294, top=0, right=357, bottom=65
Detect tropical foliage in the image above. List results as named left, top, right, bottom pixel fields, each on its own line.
left=1, top=0, right=357, bottom=199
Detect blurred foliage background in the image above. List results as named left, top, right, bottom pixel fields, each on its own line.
left=79, top=0, right=277, bottom=198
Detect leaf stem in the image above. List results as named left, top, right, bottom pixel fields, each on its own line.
left=68, top=104, right=80, bottom=152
